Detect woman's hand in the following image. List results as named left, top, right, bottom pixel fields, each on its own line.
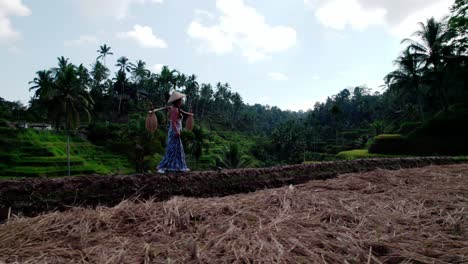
left=180, top=109, right=194, bottom=116
left=175, top=131, right=181, bottom=138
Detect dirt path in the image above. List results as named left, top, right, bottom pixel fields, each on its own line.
left=0, top=163, right=467, bottom=263
left=0, top=157, right=466, bottom=217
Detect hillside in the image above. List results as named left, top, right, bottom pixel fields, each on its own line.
left=1, top=163, right=467, bottom=263
left=0, top=127, right=132, bottom=178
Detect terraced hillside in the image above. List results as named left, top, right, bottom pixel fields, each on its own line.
left=0, top=127, right=132, bottom=179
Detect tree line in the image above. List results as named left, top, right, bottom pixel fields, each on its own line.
left=1, top=0, right=466, bottom=168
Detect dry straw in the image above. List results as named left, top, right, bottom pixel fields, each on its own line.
left=0, top=164, right=467, bottom=263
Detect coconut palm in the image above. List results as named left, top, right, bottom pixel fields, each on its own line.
left=30, top=57, right=94, bottom=176
left=97, top=44, right=114, bottom=65
left=403, top=17, right=454, bottom=70
left=90, top=60, right=110, bottom=96
left=158, top=66, right=179, bottom=102
left=385, top=49, right=425, bottom=119
left=217, top=143, right=255, bottom=169
left=183, top=74, right=199, bottom=109
left=449, top=0, right=468, bottom=53
left=403, top=18, right=455, bottom=109
left=29, top=70, right=54, bottom=99
left=115, top=56, right=134, bottom=115
left=131, top=60, right=150, bottom=84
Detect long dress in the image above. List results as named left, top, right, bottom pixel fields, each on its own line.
left=157, top=118, right=189, bottom=172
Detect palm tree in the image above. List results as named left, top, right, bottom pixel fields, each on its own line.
left=90, top=60, right=110, bottom=97
left=115, top=56, right=134, bottom=115
left=217, top=143, right=255, bottom=169
left=199, top=83, right=213, bottom=118
left=385, top=49, right=425, bottom=120
left=183, top=74, right=199, bottom=110
left=403, top=17, right=454, bottom=109
left=176, top=73, right=187, bottom=91
left=131, top=60, right=150, bottom=101
left=131, top=60, right=150, bottom=84
left=403, top=18, right=453, bottom=69
left=158, top=66, right=179, bottom=102
left=30, top=57, right=94, bottom=176
left=29, top=70, right=54, bottom=99
left=97, top=44, right=114, bottom=65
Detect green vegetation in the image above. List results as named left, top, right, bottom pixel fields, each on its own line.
left=370, top=104, right=468, bottom=155
left=336, top=149, right=395, bottom=160
left=0, top=128, right=132, bottom=178
left=369, top=134, right=408, bottom=155
left=0, top=0, right=466, bottom=178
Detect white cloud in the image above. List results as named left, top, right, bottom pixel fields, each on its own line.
left=0, top=0, right=31, bottom=42
left=194, top=9, right=215, bottom=20
left=268, top=72, right=288, bottom=81
left=151, top=64, right=165, bottom=73
left=309, top=0, right=453, bottom=38
left=118, top=25, right=167, bottom=48
left=72, top=0, right=163, bottom=20
left=316, top=0, right=387, bottom=31
left=388, top=0, right=453, bottom=38
left=187, top=0, right=297, bottom=63
left=64, top=35, right=98, bottom=47
left=311, top=75, right=320, bottom=80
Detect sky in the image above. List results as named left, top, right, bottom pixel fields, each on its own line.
left=0, top=0, right=454, bottom=111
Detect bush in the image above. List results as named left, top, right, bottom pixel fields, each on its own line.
left=336, top=149, right=394, bottom=160
left=368, top=134, right=409, bottom=154
left=369, top=104, right=468, bottom=155
left=405, top=104, right=468, bottom=155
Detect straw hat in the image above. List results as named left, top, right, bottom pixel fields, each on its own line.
left=167, top=91, right=186, bottom=104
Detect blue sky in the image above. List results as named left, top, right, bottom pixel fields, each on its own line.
left=0, top=0, right=454, bottom=111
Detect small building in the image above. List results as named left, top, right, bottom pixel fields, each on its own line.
left=29, top=123, right=52, bottom=131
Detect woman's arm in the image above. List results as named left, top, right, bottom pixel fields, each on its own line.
left=148, top=106, right=169, bottom=114
left=179, top=109, right=194, bottom=116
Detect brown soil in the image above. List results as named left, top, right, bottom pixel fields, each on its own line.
left=0, top=164, right=467, bottom=263
left=0, top=157, right=465, bottom=217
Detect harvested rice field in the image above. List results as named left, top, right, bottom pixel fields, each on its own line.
left=1, top=163, right=467, bottom=263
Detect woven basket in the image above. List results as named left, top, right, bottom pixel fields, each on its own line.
left=145, top=111, right=158, bottom=132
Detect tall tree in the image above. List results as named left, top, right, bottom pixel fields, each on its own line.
left=97, top=44, right=114, bottom=65
left=449, top=0, right=468, bottom=54
left=403, top=17, right=454, bottom=109
left=131, top=60, right=150, bottom=83
left=183, top=74, right=199, bottom=110
left=115, top=56, right=134, bottom=115
left=158, top=66, right=179, bottom=102
left=29, top=70, right=54, bottom=99
left=385, top=49, right=425, bottom=120
left=90, top=60, right=110, bottom=97
left=30, top=57, right=94, bottom=176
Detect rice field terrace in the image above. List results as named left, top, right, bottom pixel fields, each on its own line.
left=0, top=162, right=467, bottom=263
left=0, top=128, right=132, bottom=178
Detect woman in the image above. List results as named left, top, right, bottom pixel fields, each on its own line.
left=157, top=91, right=193, bottom=174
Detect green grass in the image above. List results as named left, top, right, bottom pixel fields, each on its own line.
left=336, top=149, right=398, bottom=160
left=0, top=128, right=132, bottom=179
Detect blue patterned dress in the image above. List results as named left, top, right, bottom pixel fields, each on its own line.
left=157, top=118, right=189, bottom=172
